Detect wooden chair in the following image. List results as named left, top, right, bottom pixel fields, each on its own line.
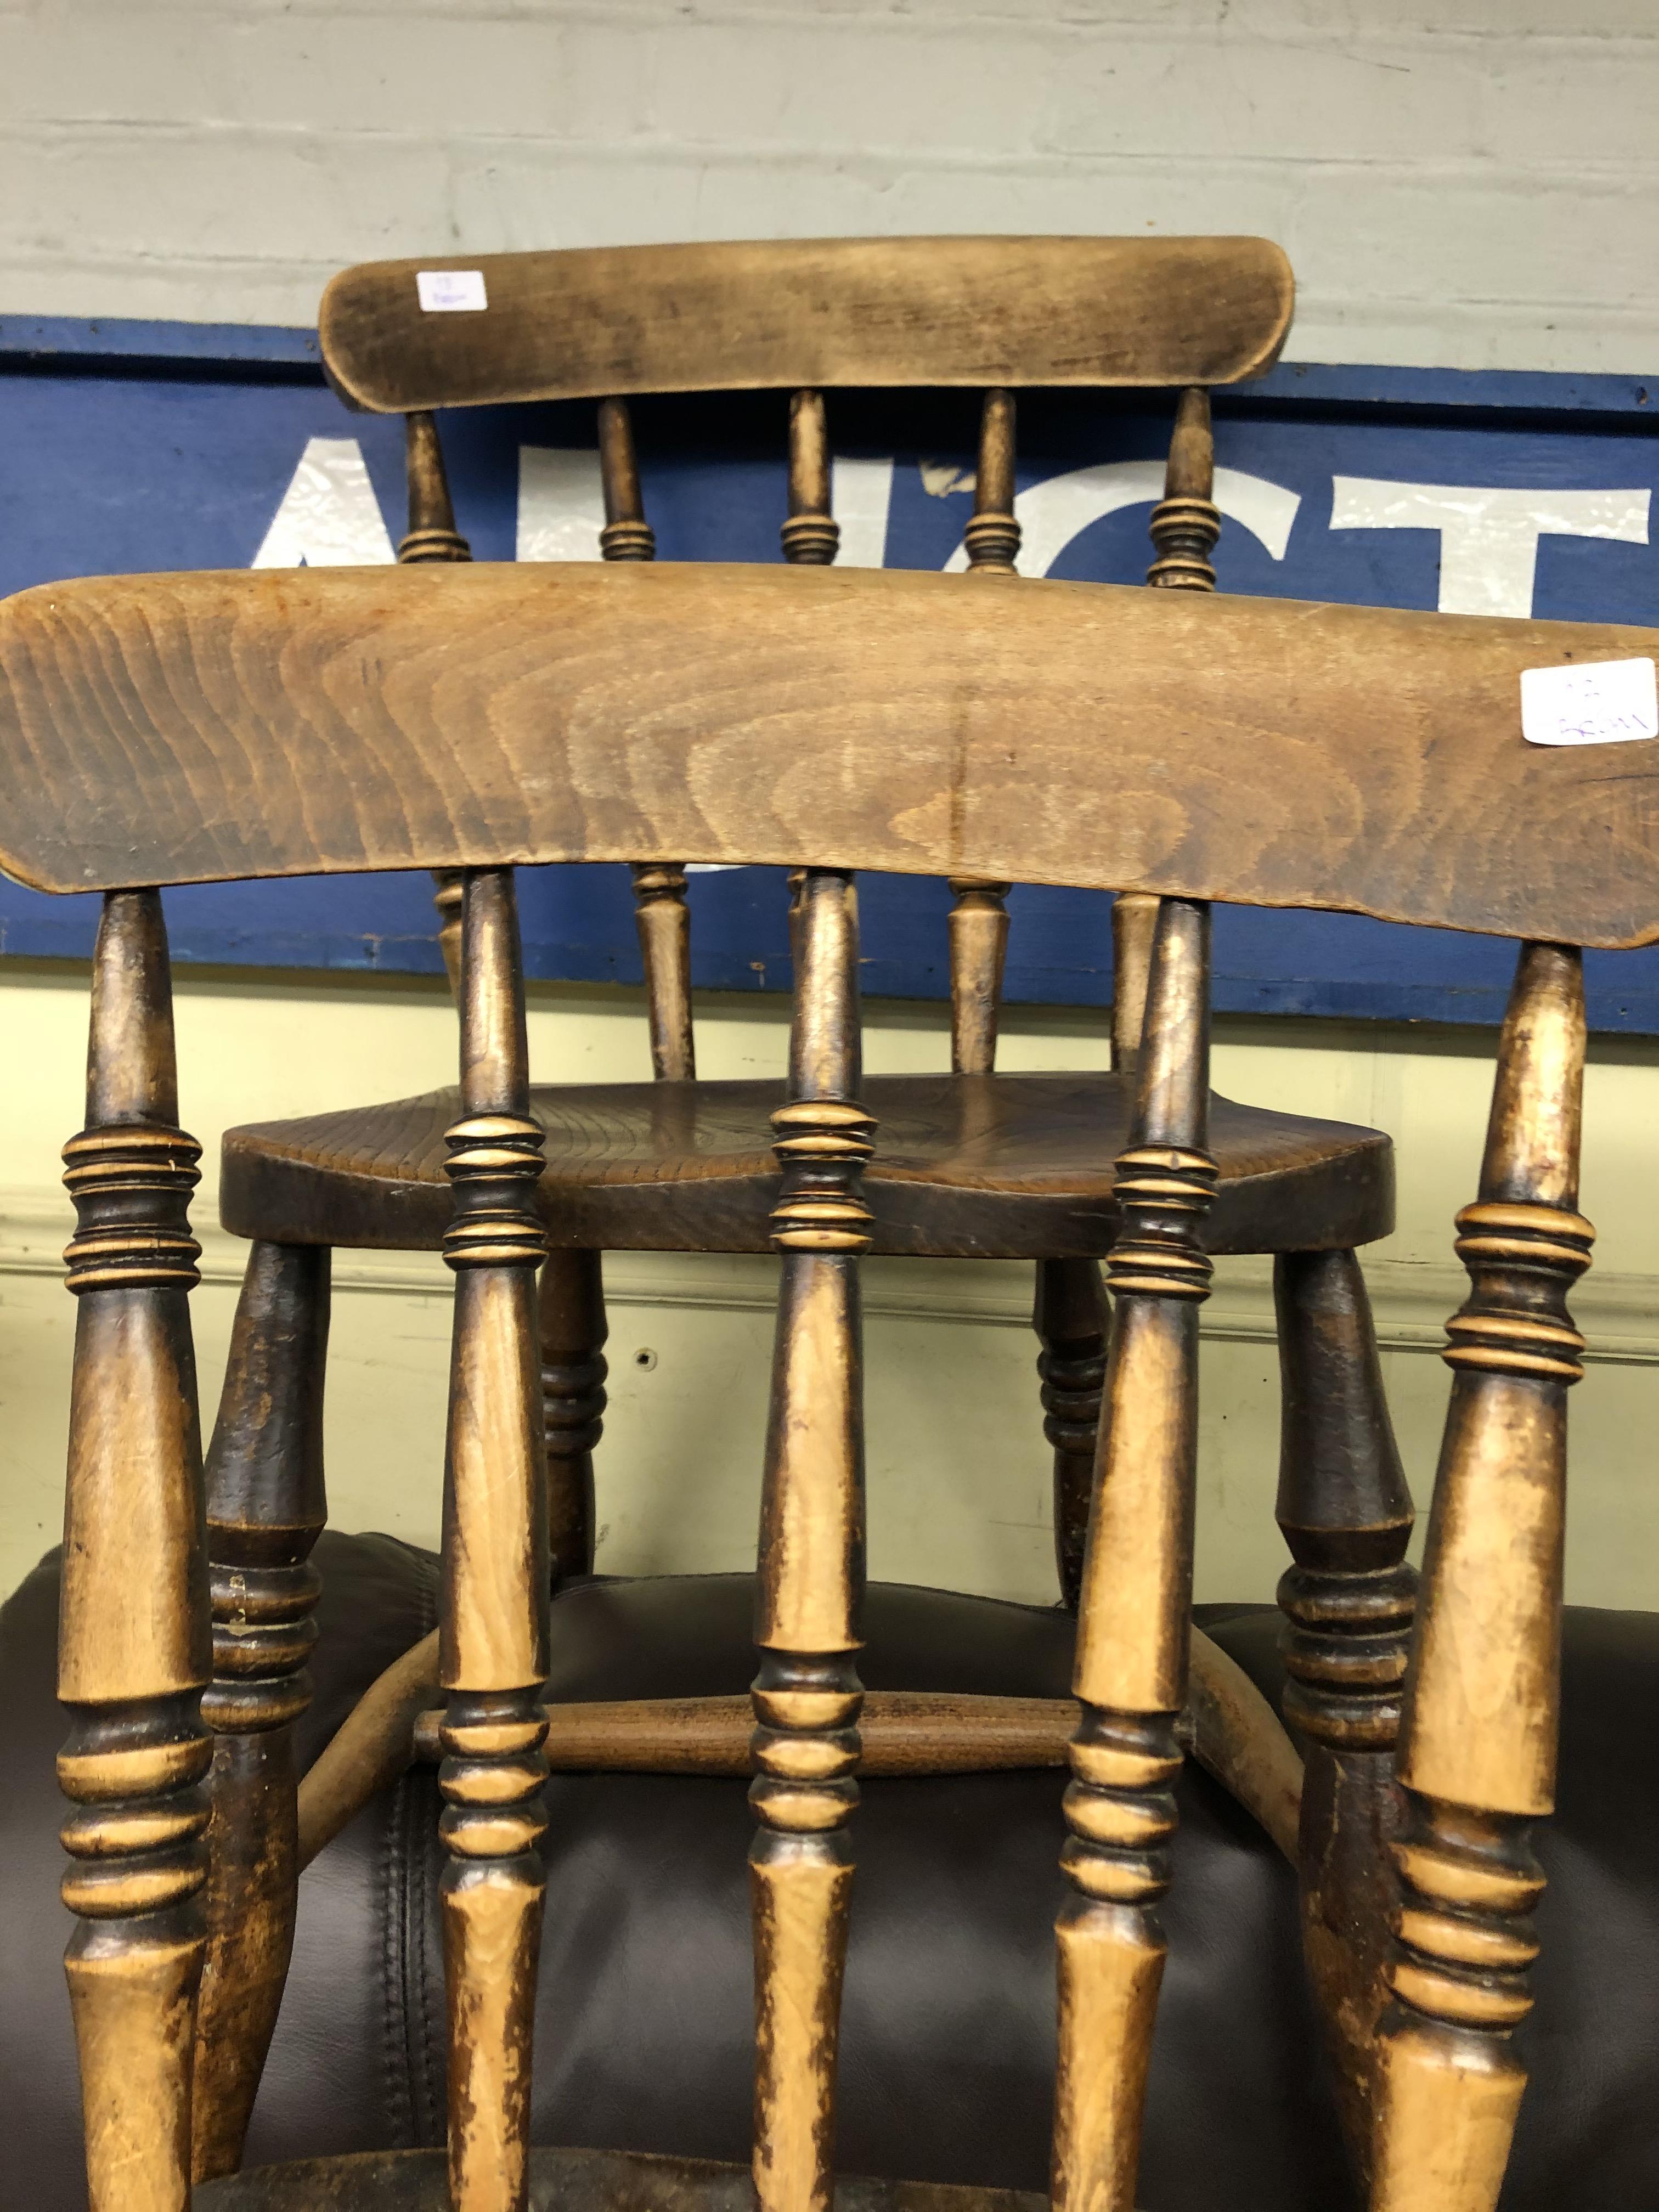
left=3, top=556, right=1639, bottom=2212
left=285, top=233, right=1396, bottom=1616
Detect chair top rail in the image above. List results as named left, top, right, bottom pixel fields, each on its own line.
left=1, top=561, right=1655, bottom=950
left=319, top=235, right=1294, bottom=414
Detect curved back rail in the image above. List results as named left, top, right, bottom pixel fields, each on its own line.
left=10, top=561, right=1648, bottom=2212
left=2, top=562, right=1655, bottom=946
left=320, top=235, right=1292, bottom=411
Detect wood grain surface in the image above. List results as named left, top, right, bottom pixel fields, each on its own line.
left=1374, top=940, right=1592, bottom=2212
left=57, top=890, right=211, bottom=2212
left=220, top=1070, right=1392, bottom=1260
left=1055, top=897, right=1216, bottom=2212
left=3, top=562, right=1656, bottom=949
left=318, top=236, right=1293, bottom=413
left=194, top=1240, right=330, bottom=2182
left=294, top=1655, right=1302, bottom=1874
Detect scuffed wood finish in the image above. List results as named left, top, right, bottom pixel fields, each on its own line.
left=1041, top=386, right=1219, bottom=1594
left=438, top=868, right=552, bottom=2212
left=296, top=1635, right=1302, bottom=1869
left=1035, top=1259, right=1109, bottom=1612
left=8, top=563, right=1657, bottom=950
left=1146, top=386, right=1220, bottom=592
left=1109, top=898, right=1159, bottom=1076
left=945, top=877, right=1011, bottom=1077
left=299, top=1626, right=444, bottom=1869
left=1274, top=1248, right=1415, bottom=2182
left=57, top=888, right=211, bottom=2212
left=782, top=388, right=839, bottom=566
left=539, top=1248, right=606, bottom=1585
left=630, top=861, right=696, bottom=1081
left=221, top=1069, right=1394, bottom=1262
left=598, top=397, right=657, bottom=563
left=453, top=1691, right=1079, bottom=1781
left=751, top=870, right=872, bottom=2212
left=194, top=1240, right=331, bottom=2182
left=400, top=411, right=471, bottom=569
left=1373, top=941, right=1592, bottom=2212
left=597, top=392, right=697, bottom=1082
left=947, top=389, right=1019, bottom=1075
left=397, top=410, right=474, bottom=993
left=193, top=2139, right=1049, bottom=2212
left=1180, top=1633, right=1304, bottom=1869
left=319, top=236, right=1294, bottom=414
left=1103, top=386, right=1217, bottom=1078
left=964, top=387, right=1020, bottom=576
left=1053, top=898, right=1215, bottom=2212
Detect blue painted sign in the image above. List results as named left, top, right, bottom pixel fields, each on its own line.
left=1, top=320, right=1656, bottom=1029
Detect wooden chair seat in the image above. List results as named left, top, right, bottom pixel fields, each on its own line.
left=193, top=2145, right=1039, bottom=2212
left=220, top=1071, right=1393, bottom=1259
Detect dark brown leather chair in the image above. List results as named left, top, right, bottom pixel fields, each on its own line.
left=5, top=1536, right=1659, bottom=2211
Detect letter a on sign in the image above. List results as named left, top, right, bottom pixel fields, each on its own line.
left=252, top=438, right=396, bottom=567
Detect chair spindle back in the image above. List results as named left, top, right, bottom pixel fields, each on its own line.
left=751, top=865, right=872, bottom=2212
left=437, top=866, right=553, bottom=2210
left=57, top=888, right=210, bottom=2212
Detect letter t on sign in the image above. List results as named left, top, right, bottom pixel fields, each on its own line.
left=1330, top=479, right=1650, bottom=617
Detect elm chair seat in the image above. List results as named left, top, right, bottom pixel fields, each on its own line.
left=221, top=1073, right=1393, bottom=1259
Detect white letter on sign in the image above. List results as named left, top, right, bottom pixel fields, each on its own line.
left=251, top=439, right=395, bottom=567
left=517, top=448, right=605, bottom=562
left=1330, top=479, right=1650, bottom=618
left=941, top=461, right=1301, bottom=574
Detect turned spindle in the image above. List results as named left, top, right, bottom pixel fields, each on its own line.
left=398, top=411, right=473, bottom=991
left=1274, top=1247, right=1415, bottom=2175
left=439, top=869, right=552, bottom=2212
left=58, top=889, right=210, bottom=2212
left=1036, top=1259, right=1110, bottom=1613
left=1102, top=386, right=1220, bottom=1091
left=540, top=1248, right=607, bottom=1585
left=597, top=396, right=657, bottom=563
left=751, top=869, right=873, bottom=2212
left=947, top=388, right=1020, bottom=1075
left=1372, top=941, right=1592, bottom=2212
left=1053, top=898, right=1215, bottom=2212
left=193, top=1241, right=330, bottom=2181
left=781, top=388, right=840, bottom=566
left=596, top=396, right=696, bottom=1084
left=1146, top=386, right=1220, bottom=592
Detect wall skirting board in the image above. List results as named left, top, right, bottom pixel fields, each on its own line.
left=4, top=1189, right=1656, bottom=1369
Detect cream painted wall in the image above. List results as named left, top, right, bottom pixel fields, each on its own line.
left=8, top=957, right=1659, bottom=1610
left=3, top=0, right=1658, bottom=369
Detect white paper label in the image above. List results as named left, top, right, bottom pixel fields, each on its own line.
left=1520, top=657, right=1658, bottom=747
left=416, top=269, right=487, bottom=313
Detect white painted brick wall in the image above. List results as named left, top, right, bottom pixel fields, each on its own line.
left=0, top=1, right=1654, bottom=366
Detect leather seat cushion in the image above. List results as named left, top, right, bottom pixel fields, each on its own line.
left=5, top=1537, right=1657, bottom=2210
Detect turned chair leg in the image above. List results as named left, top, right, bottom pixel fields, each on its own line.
left=1053, top=898, right=1215, bottom=2212
left=1035, top=1257, right=1110, bottom=1611
left=751, top=868, right=872, bottom=2212
left=58, top=890, right=211, bottom=2212
left=440, top=870, right=551, bottom=2212
left=1273, top=1247, right=1415, bottom=2183
left=193, top=1241, right=331, bottom=2181
left=1372, top=944, right=1592, bottom=2212
left=540, top=1249, right=607, bottom=1585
